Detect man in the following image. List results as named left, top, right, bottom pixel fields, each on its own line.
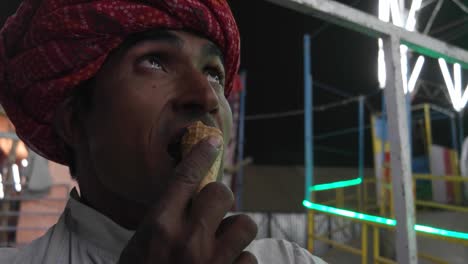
left=0, top=0, right=326, bottom=263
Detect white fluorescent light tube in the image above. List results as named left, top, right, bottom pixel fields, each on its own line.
left=438, top=59, right=460, bottom=111
left=461, top=84, right=468, bottom=110
left=378, top=39, right=386, bottom=89
left=12, top=164, right=22, bottom=192
left=406, top=0, right=423, bottom=31
left=454, top=63, right=468, bottom=110
left=379, top=0, right=390, bottom=22
left=408, top=56, right=425, bottom=93
left=389, top=0, right=403, bottom=27
left=454, top=63, right=462, bottom=98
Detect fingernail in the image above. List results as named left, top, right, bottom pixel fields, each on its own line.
left=207, top=136, right=222, bottom=149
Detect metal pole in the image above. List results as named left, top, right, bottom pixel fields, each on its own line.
left=304, top=34, right=313, bottom=201
left=459, top=111, right=464, bottom=155
left=358, top=96, right=365, bottom=211
left=361, top=223, right=368, bottom=264
left=383, top=34, right=418, bottom=264
left=451, top=117, right=458, bottom=151
left=304, top=34, right=315, bottom=253
left=235, top=72, right=247, bottom=211
left=380, top=92, right=387, bottom=217
left=358, top=96, right=365, bottom=180
left=407, top=92, right=413, bottom=158
left=424, top=104, right=433, bottom=159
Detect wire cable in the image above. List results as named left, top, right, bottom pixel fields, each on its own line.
left=245, top=93, right=378, bottom=121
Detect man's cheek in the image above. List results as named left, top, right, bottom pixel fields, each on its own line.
left=224, top=107, right=233, bottom=141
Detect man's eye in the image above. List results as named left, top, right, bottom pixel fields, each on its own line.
left=140, top=56, right=163, bottom=70
left=206, top=70, right=224, bottom=85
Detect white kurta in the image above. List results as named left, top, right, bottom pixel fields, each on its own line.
left=0, top=190, right=326, bottom=264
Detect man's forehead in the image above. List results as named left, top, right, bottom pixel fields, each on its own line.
left=119, top=29, right=224, bottom=62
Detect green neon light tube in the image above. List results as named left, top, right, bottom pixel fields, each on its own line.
left=303, top=200, right=468, bottom=240
left=309, top=178, right=362, bottom=191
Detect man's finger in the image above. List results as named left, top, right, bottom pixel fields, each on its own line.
left=234, top=251, right=258, bottom=264
left=214, top=214, right=258, bottom=263
left=190, top=182, right=234, bottom=234
left=161, top=136, right=222, bottom=218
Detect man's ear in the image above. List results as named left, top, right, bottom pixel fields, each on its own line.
left=54, top=97, right=82, bottom=149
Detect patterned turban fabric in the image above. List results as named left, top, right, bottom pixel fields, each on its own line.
left=0, top=0, right=240, bottom=165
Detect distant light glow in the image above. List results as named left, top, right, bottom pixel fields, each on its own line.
left=21, top=159, right=28, bottom=167
left=378, top=39, right=386, bottom=89
left=12, top=164, right=21, bottom=192
left=309, top=178, right=362, bottom=191
left=407, top=56, right=425, bottom=93
left=303, top=200, right=468, bottom=240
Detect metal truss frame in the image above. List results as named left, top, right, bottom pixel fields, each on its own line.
left=264, top=0, right=468, bottom=263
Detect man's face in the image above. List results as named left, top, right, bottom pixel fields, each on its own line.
left=79, top=30, right=233, bottom=205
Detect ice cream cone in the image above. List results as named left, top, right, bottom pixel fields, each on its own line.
left=181, top=121, right=223, bottom=192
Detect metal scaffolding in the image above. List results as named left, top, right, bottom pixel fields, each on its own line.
left=264, top=0, right=468, bottom=263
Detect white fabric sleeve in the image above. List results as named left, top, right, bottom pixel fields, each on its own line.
left=0, top=248, right=19, bottom=263
left=246, top=238, right=327, bottom=264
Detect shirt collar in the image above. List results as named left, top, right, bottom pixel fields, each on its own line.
left=65, top=188, right=135, bottom=257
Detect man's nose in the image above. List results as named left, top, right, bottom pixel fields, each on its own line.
left=173, top=70, right=220, bottom=115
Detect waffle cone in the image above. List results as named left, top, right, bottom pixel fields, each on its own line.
left=181, top=121, right=223, bottom=192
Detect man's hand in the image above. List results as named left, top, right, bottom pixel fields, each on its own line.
left=118, top=137, right=258, bottom=264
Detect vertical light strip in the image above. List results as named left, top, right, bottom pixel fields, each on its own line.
left=378, top=0, right=389, bottom=89
left=12, top=164, right=22, bottom=192
left=378, top=39, right=387, bottom=88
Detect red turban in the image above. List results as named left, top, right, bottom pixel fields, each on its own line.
left=0, top=0, right=240, bottom=165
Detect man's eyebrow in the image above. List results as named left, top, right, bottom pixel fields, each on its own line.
left=201, top=42, right=224, bottom=63
left=120, top=30, right=184, bottom=52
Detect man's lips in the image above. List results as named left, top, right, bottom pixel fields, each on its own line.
left=166, top=119, right=220, bottom=166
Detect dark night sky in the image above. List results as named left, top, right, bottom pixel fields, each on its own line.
left=228, top=0, right=379, bottom=167
left=228, top=0, right=468, bottom=167
left=1, top=0, right=467, bottom=167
